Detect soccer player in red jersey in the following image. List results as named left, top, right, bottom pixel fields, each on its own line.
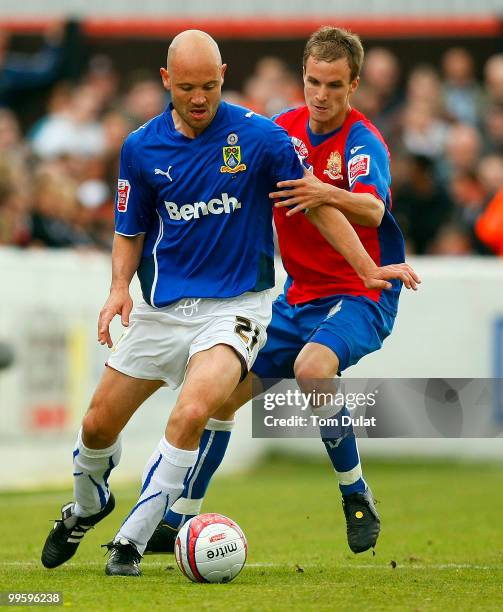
left=146, top=26, right=419, bottom=556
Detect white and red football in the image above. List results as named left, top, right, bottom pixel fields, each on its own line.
left=174, top=513, right=247, bottom=583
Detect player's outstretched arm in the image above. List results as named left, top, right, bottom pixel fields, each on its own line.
left=98, top=233, right=145, bottom=348
left=306, top=205, right=420, bottom=291
left=270, top=167, right=384, bottom=227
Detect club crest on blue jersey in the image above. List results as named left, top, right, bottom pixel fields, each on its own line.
left=220, top=146, right=247, bottom=174
left=323, top=151, right=343, bottom=181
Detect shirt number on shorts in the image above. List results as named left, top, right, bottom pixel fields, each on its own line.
left=234, top=316, right=260, bottom=349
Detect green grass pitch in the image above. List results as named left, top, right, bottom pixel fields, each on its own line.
left=1, top=456, right=502, bottom=611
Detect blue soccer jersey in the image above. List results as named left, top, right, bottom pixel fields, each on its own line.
left=115, top=101, right=304, bottom=307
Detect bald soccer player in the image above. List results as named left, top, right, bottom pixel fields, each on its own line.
left=41, top=30, right=418, bottom=577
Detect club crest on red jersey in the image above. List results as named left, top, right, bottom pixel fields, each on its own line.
left=323, top=151, right=343, bottom=181
left=117, top=179, right=130, bottom=212
left=220, top=146, right=247, bottom=174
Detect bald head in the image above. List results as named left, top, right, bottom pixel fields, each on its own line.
left=160, top=29, right=226, bottom=138
left=167, top=30, right=222, bottom=71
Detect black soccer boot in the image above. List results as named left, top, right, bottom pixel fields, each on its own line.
left=41, top=493, right=116, bottom=568
left=104, top=538, right=142, bottom=576
left=144, top=521, right=178, bottom=555
left=342, top=487, right=380, bottom=553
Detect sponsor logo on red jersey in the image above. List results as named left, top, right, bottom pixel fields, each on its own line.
left=348, top=154, right=370, bottom=186
left=117, top=179, right=130, bottom=212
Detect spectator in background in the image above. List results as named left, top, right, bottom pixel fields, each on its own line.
left=351, top=81, right=382, bottom=119
left=31, top=84, right=106, bottom=160
left=438, top=122, right=482, bottom=184
left=360, top=47, right=402, bottom=137
left=399, top=101, right=448, bottom=160
left=429, top=223, right=473, bottom=255
left=102, top=109, right=133, bottom=157
left=484, top=54, right=503, bottom=105
left=444, top=154, right=503, bottom=255
left=82, top=55, right=120, bottom=112
left=477, top=154, right=503, bottom=200
left=391, top=66, right=448, bottom=160
left=0, top=159, right=30, bottom=246
left=242, top=56, right=303, bottom=117
left=449, top=170, right=485, bottom=216
left=393, top=154, right=453, bottom=254
left=27, top=80, right=73, bottom=138
left=29, top=171, right=94, bottom=249
left=0, top=24, right=64, bottom=108
left=441, top=47, right=484, bottom=125
left=101, top=108, right=135, bottom=185
left=448, top=170, right=485, bottom=253
left=482, top=102, right=503, bottom=154
left=0, top=180, right=20, bottom=245
left=0, top=108, right=30, bottom=169
left=122, top=73, right=166, bottom=127
left=407, top=65, right=445, bottom=114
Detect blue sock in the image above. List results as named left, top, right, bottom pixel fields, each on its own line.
left=319, top=405, right=367, bottom=496
left=163, top=418, right=234, bottom=529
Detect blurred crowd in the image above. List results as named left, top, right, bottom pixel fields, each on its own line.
left=1, top=26, right=503, bottom=256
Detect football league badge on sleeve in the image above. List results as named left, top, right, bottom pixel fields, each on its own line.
left=291, top=136, right=309, bottom=160
left=117, top=179, right=130, bottom=212
left=220, top=146, right=247, bottom=174
left=323, top=151, right=343, bottom=181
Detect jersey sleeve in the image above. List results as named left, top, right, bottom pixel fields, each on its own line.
left=344, top=123, right=391, bottom=207
left=114, top=137, right=155, bottom=235
left=265, top=123, right=304, bottom=185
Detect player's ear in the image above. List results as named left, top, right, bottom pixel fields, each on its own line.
left=160, top=67, right=171, bottom=90
left=349, top=76, right=360, bottom=95
left=221, top=63, right=227, bottom=82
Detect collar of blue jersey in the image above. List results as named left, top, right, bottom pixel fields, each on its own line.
left=165, top=101, right=227, bottom=140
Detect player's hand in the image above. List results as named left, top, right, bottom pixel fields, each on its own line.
left=98, top=287, right=133, bottom=348
left=360, top=263, right=421, bottom=291
left=270, top=167, right=334, bottom=215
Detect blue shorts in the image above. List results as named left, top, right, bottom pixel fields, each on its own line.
left=252, top=293, right=396, bottom=378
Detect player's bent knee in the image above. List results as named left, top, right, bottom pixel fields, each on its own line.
left=294, top=359, right=332, bottom=382
left=81, top=411, right=117, bottom=449
left=171, top=402, right=211, bottom=432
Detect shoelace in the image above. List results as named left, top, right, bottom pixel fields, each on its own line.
left=102, top=541, right=142, bottom=563
left=174, top=298, right=201, bottom=317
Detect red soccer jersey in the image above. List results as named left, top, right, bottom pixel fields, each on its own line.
left=273, top=106, right=404, bottom=313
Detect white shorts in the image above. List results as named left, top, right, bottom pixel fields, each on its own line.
left=107, top=291, right=272, bottom=389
